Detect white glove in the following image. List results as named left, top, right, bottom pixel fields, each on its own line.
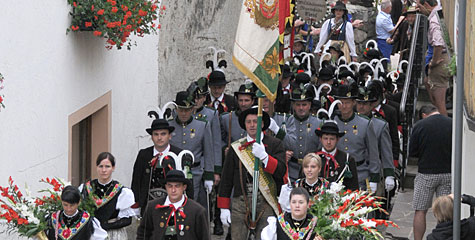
left=204, top=180, right=213, bottom=193
left=252, top=142, right=269, bottom=165
left=369, top=182, right=378, bottom=193
left=220, top=209, right=231, bottom=227
left=385, top=176, right=395, bottom=192
left=268, top=118, right=280, bottom=134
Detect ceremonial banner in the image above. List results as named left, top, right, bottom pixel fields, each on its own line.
left=232, top=139, right=281, bottom=215
left=233, top=0, right=293, bottom=101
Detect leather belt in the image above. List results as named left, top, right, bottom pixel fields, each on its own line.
left=192, top=162, right=201, bottom=168
left=290, top=157, right=303, bottom=165
left=356, top=160, right=366, bottom=167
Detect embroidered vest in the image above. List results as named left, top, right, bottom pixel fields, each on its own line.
left=49, top=210, right=93, bottom=240
left=83, top=180, right=123, bottom=223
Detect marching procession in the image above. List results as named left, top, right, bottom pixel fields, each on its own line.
left=4, top=0, right=475, bottom=239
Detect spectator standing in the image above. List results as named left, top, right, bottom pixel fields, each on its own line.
left=314, top=1, right=358, bottom=62
left=376, top=0, right=403, bottom=62
left=409, top=105, right=452, bottom=240
left=417, top=0, right=451, bottom=116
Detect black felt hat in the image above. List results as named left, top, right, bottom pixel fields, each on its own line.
left=174, top=91, right=195, bottom=109
left=164, top=170, right=190, bottom=186
left=290, top=84, right=315, bottom=102
left=364, top=49, right=382, bottom=60
left=234, top=81, right=257, bottom=98
left=327, top=43, right=344, bottom=57
left=146, top=119, right=175, bottom=135
left=194, top=77, right=209, bottom=95
left=356, top=86, right=378, bottom=102
left=295, top=72, right=311, bottom=85
left=282, top=64, right=293, bottom=79
left=315, top=121, right=345, bottom=137
left=318, top=67, right=335, bottom=81
left=332, top=1, right=348, bottom=13
left=338, top=69, right=355, bottom=80
left=334, top=83, right=358, bottom=99
left=238, top=106, right=270, bottom=131
left=208, top=71, right=229, bottom=86
left=367, top=80, right=384, bottom=100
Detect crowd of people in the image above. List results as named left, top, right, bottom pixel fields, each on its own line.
left=40, top=0, right=463, bottom=239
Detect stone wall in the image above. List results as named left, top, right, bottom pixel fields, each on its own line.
left=348, top=3, right=379, bottom=55
left=156, top=1, right=379, bottom=103
left=157, top=0, right=244, bottom=104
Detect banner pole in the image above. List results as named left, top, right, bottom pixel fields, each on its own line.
left=251, top=93, right=264, bottom=224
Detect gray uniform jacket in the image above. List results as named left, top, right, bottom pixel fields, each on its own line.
left=220, top=111, right=247, bottom=148
left=284, top=115, right=322, bottom=159
left=194, top=106, right=222, bottom=173
left=283, top=114, right=322, bottom=181
left=169, top=117, right=215, bottom=180
left=335, top=113, right=380, bottom=183
left=370, top=116, right=395, bottom=178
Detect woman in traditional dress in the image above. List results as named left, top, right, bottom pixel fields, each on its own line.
left=45, top=185, right=107, bottom=240
left=294, top=153, right=330, bottom=198
left=261, top=187, right=319, bottom=240
left=314, top=1, right=357, bottom=63
left=80, top=152, right=136, bottom=240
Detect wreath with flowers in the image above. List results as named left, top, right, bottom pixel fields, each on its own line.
left=66, top=0, right=165, bottom=50
left=308, top=180, right=399, bottom=239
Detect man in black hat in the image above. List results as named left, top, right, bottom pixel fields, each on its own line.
left=218, top=106, right=286, bottom=239
left=188, top=78, right=223, bottom=182
left=169, top=91, right=215, bottom=209
left=187, top=78, right=226, bottom=236
left=356, top=85, right=396, bottom=218
left=275, top=65, right=294, bottom=114
left=368, top=81, right=400, bottom=170
left=315, top=121, right=359, bottom=190
left=137, top=170, right=210, bottom=240
left=205, top=71, right=237, bottom=114
left=131, top=114, right=185, bottom=216
left=333, top=83, right=381, bottom=192
left=220, top=81, right=257, bottom=154
left=327, top=42, right=344, bottom=65
left=316, top=67, right=337, bottom=111
left=283, top=84, right=322, bottom=182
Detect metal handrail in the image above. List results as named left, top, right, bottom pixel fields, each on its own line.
left=399, top=14, right=428, bottom=189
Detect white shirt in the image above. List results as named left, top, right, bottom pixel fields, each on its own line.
left=314, top=18, right=357, bottom=57
left=164, top=195, right=185, bottom=216
left=210, top=94, right=225, bottom=109
left=376, top=11, right=394, bottom=40
left=154, top=144, right=170, bottom=157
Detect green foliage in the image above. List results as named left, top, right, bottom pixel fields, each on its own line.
left=79, top=194, right=97, bottom=218
left=449, top=54, right=457, bottom=76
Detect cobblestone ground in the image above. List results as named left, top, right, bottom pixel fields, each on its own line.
left=125, top=218, right=228, bottom=240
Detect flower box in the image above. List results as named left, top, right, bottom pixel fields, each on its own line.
left=66, top=0, right=164, bottom=50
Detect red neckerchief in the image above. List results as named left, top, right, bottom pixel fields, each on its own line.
left=282, top=85, right=292, bottom=94
left=150, top=153, right=174, bottom=179
left=316, top=151, right=339, bottom=178
left=373, top=107, right=385, bottom=118
left=155, top=197, right=188, bottom=227
left=239, top=140, right=256, bottom=150
left=238, top=140, right=268, bottom=151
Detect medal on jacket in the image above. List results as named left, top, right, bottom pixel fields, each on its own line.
left=352, top=125, right=358, bottom=135
left=179, top=224, right=185, bottom=236
left=190, top=129, right=195, bottom=138
left=307, top=123, right=311, bottom=133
